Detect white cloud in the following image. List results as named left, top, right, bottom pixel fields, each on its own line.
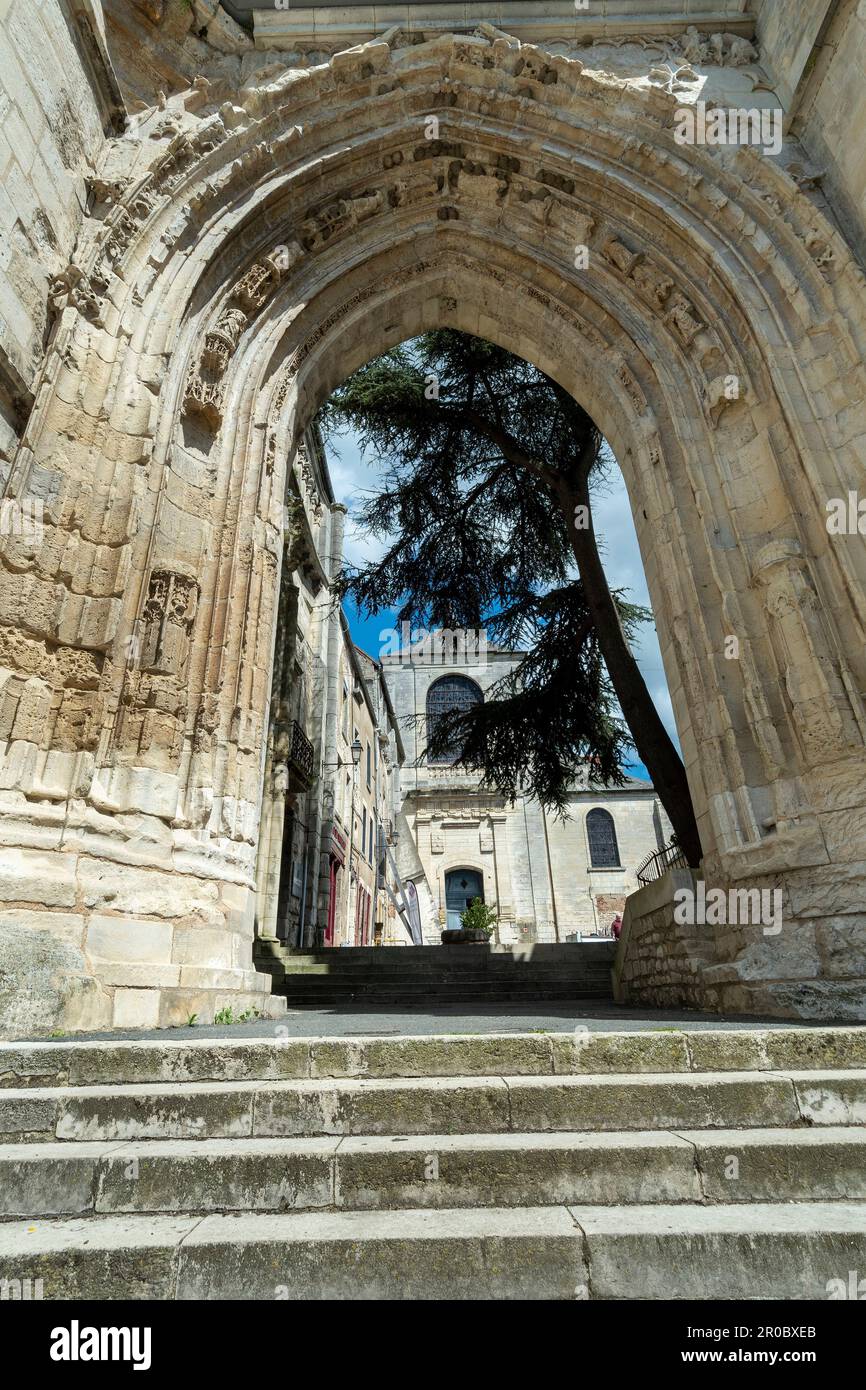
left=323, top=430, right=391, bottom=569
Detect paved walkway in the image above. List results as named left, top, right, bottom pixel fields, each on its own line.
left=39, top=1001, right=860, bottom=1044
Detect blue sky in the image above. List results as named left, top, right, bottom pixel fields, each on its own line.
left=322, top=427, right=678, bottom=783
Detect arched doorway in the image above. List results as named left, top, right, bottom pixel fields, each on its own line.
left=3, top=30, right=866, bottom=1029
left=445, top=868, right=485, bottom=932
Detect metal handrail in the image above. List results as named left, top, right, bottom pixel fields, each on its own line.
left=636, top=840, right=689, bottom=886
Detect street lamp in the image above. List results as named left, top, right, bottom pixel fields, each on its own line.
left=345, top=736, right=363, bottom=945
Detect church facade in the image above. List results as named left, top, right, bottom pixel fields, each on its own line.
left=383, top=640, right=672, bottom=945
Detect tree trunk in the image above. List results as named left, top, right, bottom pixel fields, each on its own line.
left=553, top=473, right=703, bottom=867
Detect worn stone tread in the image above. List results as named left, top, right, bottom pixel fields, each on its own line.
left=2, top=1204, right=865, bottom=1299
left=3, top=1069, right=866, bottom=1142
left=2, top=1126, right=865, bottom=1218
left=3, top=1026, right=866, bottom=1089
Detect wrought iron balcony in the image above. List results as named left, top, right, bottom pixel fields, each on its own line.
left=288, top=720, right=315, bottom=790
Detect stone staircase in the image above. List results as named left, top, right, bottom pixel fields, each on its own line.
left=254, top=941, right=615, bottom=1008
left=1, top=1026, right=865, bottom=1299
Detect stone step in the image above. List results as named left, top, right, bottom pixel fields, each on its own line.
left=260, top=959, right=615, bottom=971
left=4, top=1027, right=866, bottom=1088
left=2, top=1127, right=864, bottom=1220
left=2, top=1203, right=864, bottom=1300
left=266, top=974, right=614, bottom=989
left=277, top=989, right=612, bottom=1006
left=264, top=970, right=613, bottom=987
left=276, top=974, right=612, bottom=986
left=259, top=960, right=615, bottom=987
left=258, top=944, right=615, bottom=967
left=252, top=956, right=617, bottom=967
left=273, top=975, right=613, bottom=989
left=3, top=1069, right=864, bottom=1142
left=259, top=960, right=615, bottom=975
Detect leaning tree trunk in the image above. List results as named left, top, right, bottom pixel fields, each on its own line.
left=462, top=405, right=704, bottom=866
left=553, top=473, right=703, bottom=868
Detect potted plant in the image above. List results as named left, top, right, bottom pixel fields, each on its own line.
left=441, top=897, right=498, bottom=945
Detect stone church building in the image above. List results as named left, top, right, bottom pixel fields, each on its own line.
left=384, top=639, right=671, bottom=945
left=2, top=1, right=866, bottom=1032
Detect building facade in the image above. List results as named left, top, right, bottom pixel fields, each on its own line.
left=254, top=425, right=338, bottom=950
left=384, top=642, right=672, bottom=945
left=254, top=424, right=405, bottom=955
left=317, top=628, right=404, bottom=949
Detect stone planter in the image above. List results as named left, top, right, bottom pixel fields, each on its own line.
left=440, top=928, right=491, bottom=945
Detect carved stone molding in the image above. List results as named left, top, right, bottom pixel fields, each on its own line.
left=49, top=265, right=105, bottom=328
left=184, top=250, right=288, bottom=429
left=752, top=540, right=865, bottom=767
left=141, top=568, right=199, bottom=677
left=300, top=190, right=387, bottom=253
left=673, top=27, right=759, bottom=69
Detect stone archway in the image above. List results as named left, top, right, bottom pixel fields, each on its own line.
left=3, top=28, right=866, bottom=1033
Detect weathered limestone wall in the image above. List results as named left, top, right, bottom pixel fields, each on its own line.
left=755, top=0, right=836, bottom=110
left=613, top=867, right=713, bottom=1012
left=545, top=793, right=670, bottom=937
left=0, top=0, right=122, bottom=470
left=615, top=856, right=866, bottom=1024
left=786, top=0, right=866, bottom=269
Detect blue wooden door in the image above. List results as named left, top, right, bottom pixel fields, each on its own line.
left=445, top=869, right=484, bottom=930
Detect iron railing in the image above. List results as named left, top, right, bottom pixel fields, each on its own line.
left=288, top=720, right=314, bottom=787
left=636, top=840, right=689, bottom=887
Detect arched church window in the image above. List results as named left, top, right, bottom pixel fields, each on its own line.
left=587, top=808, right=620, bottom=868
left=426, top=675, right=483, bottom=765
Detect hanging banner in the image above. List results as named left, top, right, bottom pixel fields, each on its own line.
left=382, top=836, right=423, bottom=945
left=404, top=878, right=423, bottom=947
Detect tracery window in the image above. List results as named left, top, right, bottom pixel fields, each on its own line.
left=587, top=808, right=620, bottom=868
left=426, top=675, right=483, bottom=765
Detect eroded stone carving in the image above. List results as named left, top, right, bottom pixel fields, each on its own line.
left=141, top=568, right=199, bottom=676
left=753, top=540, right=865, bottom=767
left=296, top=440, right=324, bottom=525
left=456, top=164, right=510, bottom=206
left=527, top=194, right=594, bottom=246
left=677, top=26, right=758, bottom=67
left=666, top=294, right=704, bottom=347
left=116, top=568, right=202, bottom=759
left=49, top=266, right=105, bottom=327
left=603, top=238, right=640, bottom=276
left=184, top=250, right=287, bottom=428
left=805, top=232, right=835, bottom=273
left=617, top=363, right=648, bottom=415
left=630, top=258, right=675, bottom=310
left=392, top=175, right=441, bottom=209
left=86, top=176, right=125, bottom=207
left=193, top=692, right=220, bottom=753
left=513, top=47, right=559, bottom=85
left=300, top=190, right=386, bottom=252
left=705, top=374, right=744, bottom=426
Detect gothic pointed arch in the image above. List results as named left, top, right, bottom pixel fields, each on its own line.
left=3, top=24, right=866, bottom=1029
